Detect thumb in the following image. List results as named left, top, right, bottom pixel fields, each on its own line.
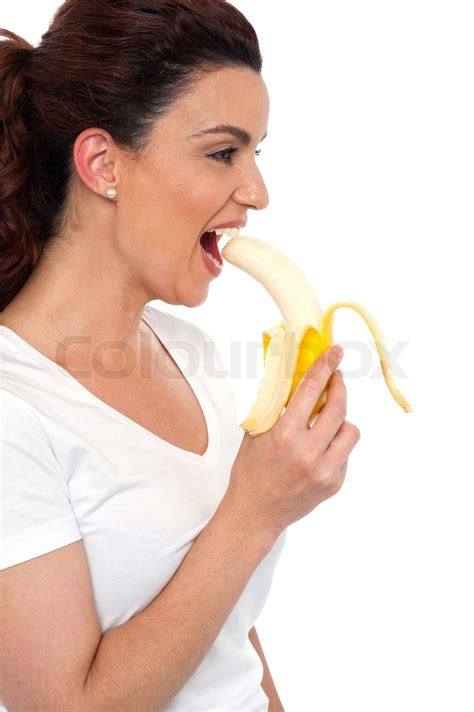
left=280, top=345, right=344, bottom=429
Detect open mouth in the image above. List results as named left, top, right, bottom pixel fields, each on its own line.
left=199, top=230, right=223, bottom=268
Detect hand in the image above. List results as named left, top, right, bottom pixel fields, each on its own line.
left=222, top=346, right=361, bottom=542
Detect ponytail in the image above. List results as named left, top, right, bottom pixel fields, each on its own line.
left=0, top=30, right=43, bottom=311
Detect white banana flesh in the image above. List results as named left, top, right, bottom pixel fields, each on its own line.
left=221, top=235, right=412, bottom=436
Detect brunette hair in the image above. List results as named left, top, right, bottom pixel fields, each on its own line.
left=0, top=0, right=262, bottom=311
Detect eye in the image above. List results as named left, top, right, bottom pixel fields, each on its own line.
left=209, top=147, right=238, bottom=165
left=208, top=147, right=263, bottom=166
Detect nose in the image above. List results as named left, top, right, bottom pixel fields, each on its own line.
left=232, top=161, right=270, bottom=211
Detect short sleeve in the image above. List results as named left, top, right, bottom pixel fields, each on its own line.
left=0, top=390, right=82, bottom=570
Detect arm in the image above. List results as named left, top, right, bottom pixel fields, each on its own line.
left=80, top=501, right=276, bottom=711
left=249, top=626, right=285, bottom=712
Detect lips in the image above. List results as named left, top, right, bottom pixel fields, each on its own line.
left=199, top=231, right=222, bottom=264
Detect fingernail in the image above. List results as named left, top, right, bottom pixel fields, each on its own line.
left=335, top=369, right=343, bottom=377
left=332, top=346, right=344, bottom=361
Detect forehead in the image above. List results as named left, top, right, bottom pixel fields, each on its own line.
left=157, top=67, right=270, bottom=138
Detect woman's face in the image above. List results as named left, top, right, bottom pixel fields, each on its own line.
left=119, top=66, right=270, bottom=307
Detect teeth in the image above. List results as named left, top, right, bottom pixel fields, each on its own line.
left=220, top=235, right=413, bottom=436
left=204, top=251, right=222, bottom=268
left=214, top=227, right=240, bottom=238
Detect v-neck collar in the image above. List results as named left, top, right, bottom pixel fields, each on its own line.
left=0, top=305, right=219, bottom=466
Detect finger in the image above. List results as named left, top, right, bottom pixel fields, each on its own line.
left=310, top=369, right=347, bottom=451
left=281, top=345, right=344, bottom=430
left=323, top=421, right=361, bottom=468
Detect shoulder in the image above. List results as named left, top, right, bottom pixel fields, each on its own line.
left=1, top=388, right=47, bottom=434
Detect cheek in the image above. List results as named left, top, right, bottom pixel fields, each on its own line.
left=170, top=180, right=220, bottom=217
left=164, top=159, right=228, bottom=212
left=125, top=159, right=229, bottom=253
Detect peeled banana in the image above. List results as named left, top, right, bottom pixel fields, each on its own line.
left=221, top=235, right=412, bottom=436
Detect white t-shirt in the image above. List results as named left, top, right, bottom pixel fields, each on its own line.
left=0, top=303, right=287, bottom=712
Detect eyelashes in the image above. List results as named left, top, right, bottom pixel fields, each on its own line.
left=209, top=147, right=262, bottom=166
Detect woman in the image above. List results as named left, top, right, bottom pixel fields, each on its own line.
left=0, top=2, right=359, bottom=710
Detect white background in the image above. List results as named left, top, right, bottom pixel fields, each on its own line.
left=4, top=1, right=473, bottom=710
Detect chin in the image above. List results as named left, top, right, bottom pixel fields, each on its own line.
left=167, top=286, right=210, bottom=309
left=183, top=291, right=209, bottom=308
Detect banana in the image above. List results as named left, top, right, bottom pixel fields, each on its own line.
left=221, top=235, right=412, bottom=436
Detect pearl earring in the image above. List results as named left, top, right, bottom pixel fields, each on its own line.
left=106, top=187, right=117, bottom=199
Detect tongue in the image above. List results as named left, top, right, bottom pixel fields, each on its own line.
left=200, top=231, right=221, bottom=262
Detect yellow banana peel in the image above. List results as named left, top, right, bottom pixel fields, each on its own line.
left=221, top=235, right=412, bottom=436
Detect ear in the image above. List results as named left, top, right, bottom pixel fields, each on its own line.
left=73, top=128, right=118, bottom=197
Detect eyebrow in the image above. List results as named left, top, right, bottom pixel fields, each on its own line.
left=188, top=125, right=267, bottom=145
